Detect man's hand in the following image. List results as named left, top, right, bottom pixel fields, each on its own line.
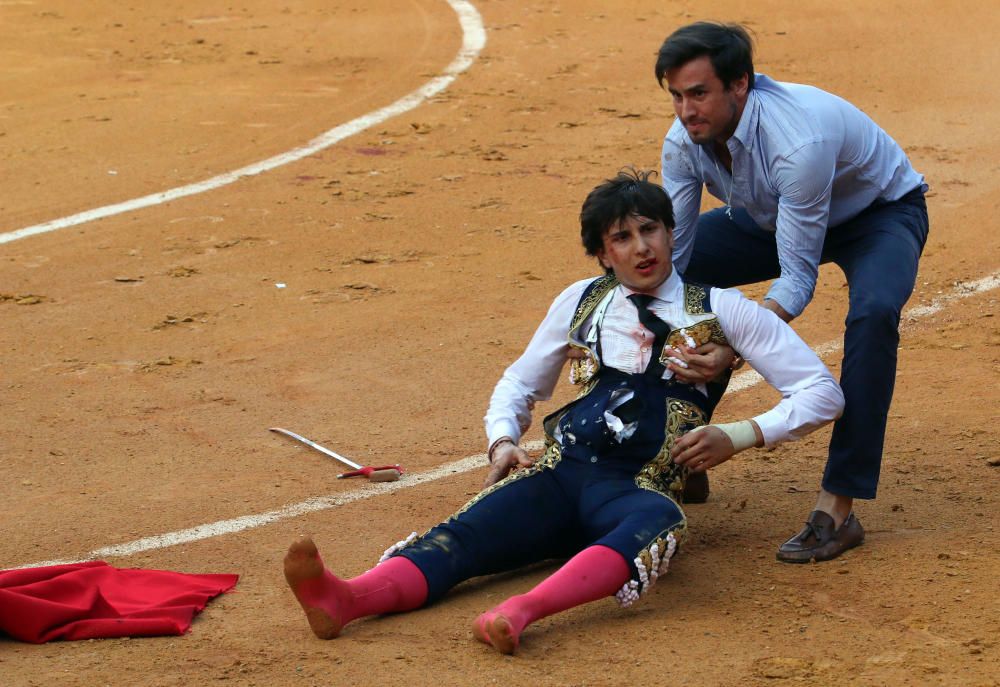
left=484, top=442, right=535, bottom=488
left=672, top=421, right=763, bottom=472
left=666, top=342, right=736, bottom=383
left=670, top=425, right=738, bottom=472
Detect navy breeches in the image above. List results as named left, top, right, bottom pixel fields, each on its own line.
left=395, top=457, right=685, bottom=603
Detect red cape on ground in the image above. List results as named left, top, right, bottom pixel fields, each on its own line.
left=0, top=561, right=238, bottom=643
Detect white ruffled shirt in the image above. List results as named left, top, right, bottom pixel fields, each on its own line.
left=484, top=269, right=844, bottom=449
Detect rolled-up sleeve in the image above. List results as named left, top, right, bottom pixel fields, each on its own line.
left=765, top=140, right=837, bottom=317
left=713, top=286, right=844, bottom=446
left=484, top=279, right=590, bottom=445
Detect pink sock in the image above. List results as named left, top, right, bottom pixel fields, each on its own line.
left=474, top=544, right=630, bottom=653
left=285, top=538, right=428, bottom=638
left=344, top=556, right=428, bottom=618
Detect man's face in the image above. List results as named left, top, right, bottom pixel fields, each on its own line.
left=596, top=214, right=674, bottom=294
left=665, top=55, right=748, bottom=146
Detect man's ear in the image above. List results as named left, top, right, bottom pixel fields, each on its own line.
left=730, top=72, right=749, bottom=99
left=596, top=249, right=610, bottom=271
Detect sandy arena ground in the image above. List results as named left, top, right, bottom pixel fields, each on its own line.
left=1, top=0, right=998, bottom=685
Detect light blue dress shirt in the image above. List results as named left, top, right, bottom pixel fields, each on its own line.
left=661, top=74, right=926, bottom=317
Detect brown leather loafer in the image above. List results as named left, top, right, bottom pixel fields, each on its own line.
left=682, top=471, right=710, bottom=504
left=776, top=511, right=864, bottom=563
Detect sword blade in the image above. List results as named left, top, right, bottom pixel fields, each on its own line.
left=268, top=427, right=363, bottom=470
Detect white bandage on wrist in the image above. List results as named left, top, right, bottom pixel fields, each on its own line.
left=691, top=420, right=758, bottom=453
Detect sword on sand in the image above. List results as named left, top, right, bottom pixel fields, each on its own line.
left=269, top=427, right=403, bottom=482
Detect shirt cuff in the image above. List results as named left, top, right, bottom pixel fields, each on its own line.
left=764, top=278, right=809, bottom=318
left=487, top=420, right=522, bottom=448
left=751, top=410, right=789, bottom=448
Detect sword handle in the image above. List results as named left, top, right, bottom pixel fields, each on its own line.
left=337, top=467, right=401, bottom=482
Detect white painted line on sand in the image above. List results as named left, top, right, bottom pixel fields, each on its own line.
left=16, top=269, right=998, bottom=569
left=0, top=0, right=486, bottom=246
left=904, top=273, right=1000, bottom=319
left=17, top=453, right=503, bottom=569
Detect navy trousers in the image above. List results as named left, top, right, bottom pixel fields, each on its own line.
left=681, top=190, right=929, bottom=498
left=395, top=457, right=684, bottom=602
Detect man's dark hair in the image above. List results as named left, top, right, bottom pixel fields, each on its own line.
left=580, top=168, right=674, bottom=269
left=654, top=21, right=755, bottom=91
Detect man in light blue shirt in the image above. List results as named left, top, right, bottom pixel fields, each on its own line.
left=656, top=22, right=929, bottom=563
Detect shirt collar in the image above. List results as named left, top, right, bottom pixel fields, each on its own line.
left=619, top=268, right=683, bottom=304
left=730, top=73, right=763, bottom=153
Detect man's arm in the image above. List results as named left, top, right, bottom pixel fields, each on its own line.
left=721, top=286, right=844, bottom=444
left=763, top=140, right=839, bottom=319
left=661, top=129, right=704, bottom=274
left=482, top=280, right=589, bottom=486
left=673, top=286, right=844, bottom=470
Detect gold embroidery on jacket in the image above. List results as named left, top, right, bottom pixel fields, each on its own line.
left=567, top=275, right=619, bottom=386
left=569, top=275, right=619, bottom=331
left=635, top=398, right=706, bottom=502
left=451, top=441, right=563, bottom=519
left=659, top=284, right=729, bottom=367
left=684, top=283, right=708, bottom=314
left=568, top=345, right=599, bottom=386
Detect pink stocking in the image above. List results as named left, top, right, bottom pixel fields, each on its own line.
left=474, top=544, right=630, bottom=654
left=284, top=537, right=428, bottom=638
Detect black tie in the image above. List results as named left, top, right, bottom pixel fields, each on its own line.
left=627, top=293, right=671, bottom=378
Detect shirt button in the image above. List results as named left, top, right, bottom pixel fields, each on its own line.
left=641, top=347, right=650, bottom=353
left=590, top=456, right=598, bottom=463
